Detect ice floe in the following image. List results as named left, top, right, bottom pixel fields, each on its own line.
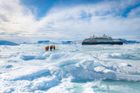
left=0, top=44, right=140, bottom=93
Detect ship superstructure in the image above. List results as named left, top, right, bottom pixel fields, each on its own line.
left=82, top=34, right=123, bottom=45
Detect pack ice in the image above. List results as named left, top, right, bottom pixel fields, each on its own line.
left=0, top=44, right=140, bottom=93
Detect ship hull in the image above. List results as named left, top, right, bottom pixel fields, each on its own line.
left=82, top=42, right=123, bottom=45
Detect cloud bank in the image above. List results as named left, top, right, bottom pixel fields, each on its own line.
left=0, top=0, right=140, bottom=42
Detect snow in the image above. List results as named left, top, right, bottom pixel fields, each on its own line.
left=0, top=44, right=140, bottom=93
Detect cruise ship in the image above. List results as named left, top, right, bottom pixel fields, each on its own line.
left=82, top=34, right=123, bottom=45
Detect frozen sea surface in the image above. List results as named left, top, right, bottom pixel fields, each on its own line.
left=0, top=44, right=140, bottom=93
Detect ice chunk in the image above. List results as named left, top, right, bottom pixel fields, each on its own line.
left=20, top=55, right=36, bottom=61
left=31, top=76, right=60, bottom=91
left=94, top=66, right=106, bottom=72
left=12, top=69, right=51, bottom=81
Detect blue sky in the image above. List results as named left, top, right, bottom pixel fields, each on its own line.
left=21, top=0, right=102, bottom=19
left=21, top=0, right=140, bottom=19
left=0, top=0, right=140, bottom=42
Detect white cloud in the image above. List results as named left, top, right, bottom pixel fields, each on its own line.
left=0, top=0, right=140, bottom=42
left=0, top=0, right=38, bottom=34
left=128, top=7, right=140, bottom=17
left=38, top=2, right=140, bottom=40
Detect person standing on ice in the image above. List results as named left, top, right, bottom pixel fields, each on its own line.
left=50, top=45, right=56, bottom=51
left=45, top=46, right=49, bottom=51
left=45, top=45, right=56, bottom=51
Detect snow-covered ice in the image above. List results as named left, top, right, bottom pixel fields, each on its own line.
left=0, top=44, right=140, bottom=93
